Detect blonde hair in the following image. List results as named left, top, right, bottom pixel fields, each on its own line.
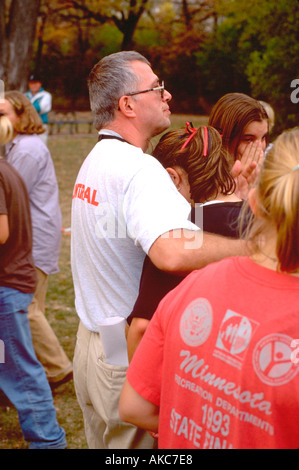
left=153, top=125, right=235, bottom=203
left=243, top=127, right=299, bottom=273
left=259, top=101, right=275, bottom=132
left=5, top=90, right=45, bottom=135
left=0, top=115, right=14, bottom=144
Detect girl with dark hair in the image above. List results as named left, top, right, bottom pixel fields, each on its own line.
left=126, top=122, right=253, bottom=362
left=208, top=92, right=269, bottom=162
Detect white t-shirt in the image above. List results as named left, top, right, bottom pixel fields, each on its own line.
left=71, top=132, right=198, bottom=332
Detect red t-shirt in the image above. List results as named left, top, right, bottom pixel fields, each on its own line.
left=127, top=257, right=299, bottom=449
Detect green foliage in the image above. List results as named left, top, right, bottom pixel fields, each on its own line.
left=24, top=0, right=298, bottom=129
left=194, top=22, right=251, bottom=104
left=134, top=26, right=161, bottom=48
left=90, top=23, right=122, bottom=52
left=208, top=0, right=299, bottom=133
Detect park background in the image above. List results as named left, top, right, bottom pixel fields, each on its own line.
left=1, top=0, right=298, bottom=133
left=0, top=0, right=298, bottom=449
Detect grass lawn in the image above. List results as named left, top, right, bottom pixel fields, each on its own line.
left=0, top=113, right=208, bottom=449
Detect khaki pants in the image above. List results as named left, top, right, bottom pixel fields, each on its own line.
left=28, top=267, right=72, bottom=383
left=73, top=321, right=156, bottom=449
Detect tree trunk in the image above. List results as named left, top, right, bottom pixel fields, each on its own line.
left=35, top=6, right=49, bottom=76
left=113, top=0, right=148, bottom=50
left=0, top=0, right=41, bottom=92
left=0, top=0, right=7, bottom=81
left=121, top=10, right=144, bottom=50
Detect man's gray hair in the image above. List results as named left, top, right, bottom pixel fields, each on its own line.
left=88, top=51, right=151, bottom=130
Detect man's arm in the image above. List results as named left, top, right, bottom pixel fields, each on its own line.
left=149, top=229, right=247, bottom=274
left=0, top=214, right=9, bottom=244
left=119, top=379, right=159, bottom=433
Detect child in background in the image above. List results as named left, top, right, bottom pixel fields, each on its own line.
left=120, top=127, right=299, bottom=449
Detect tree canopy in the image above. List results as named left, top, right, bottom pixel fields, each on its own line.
left=0, top=0, right=298, bottom=132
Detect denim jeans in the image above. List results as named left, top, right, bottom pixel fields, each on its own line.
left=0, top=286, right=67, bottom=449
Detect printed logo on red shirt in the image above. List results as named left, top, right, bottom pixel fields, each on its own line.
left=180, top=298, right=213, bottom=347
left=213, top=310, right=259, bottom=369
left=253, top=334, right=299, bottom=386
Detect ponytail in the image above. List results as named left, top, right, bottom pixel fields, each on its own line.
left=245, top=127, right=299, bottom=273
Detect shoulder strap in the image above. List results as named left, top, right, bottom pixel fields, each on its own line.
left=98, top=134, right=128, bottom=143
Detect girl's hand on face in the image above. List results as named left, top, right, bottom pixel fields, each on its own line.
left=232, top=142, right=264, bottom=200
left=240, top=140, right=264, bottom=173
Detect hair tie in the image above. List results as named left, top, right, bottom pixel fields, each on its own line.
left=180, top=121, right=197, bottom=150
left=203, top=126, right=211, bottom=157
left=292, top=164, right=299, bottom=171
left=216, top=128, right=223, bottom=139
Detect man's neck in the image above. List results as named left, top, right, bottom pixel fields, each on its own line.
left=104, top=122, right=149, bottom=151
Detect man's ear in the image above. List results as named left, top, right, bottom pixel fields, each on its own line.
left=118, top=96, right=136, bottom=117
left=166, top=167, right=181, bottom=189
left=248, top=187, right=258, bottom=215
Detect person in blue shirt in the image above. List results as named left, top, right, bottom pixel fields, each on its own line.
left=26, top=74, right=52, bottom=145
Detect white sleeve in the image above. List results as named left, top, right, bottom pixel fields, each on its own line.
left=39, top=91, right=52, bottom=114
left=123, top=162, right=199, bottom=254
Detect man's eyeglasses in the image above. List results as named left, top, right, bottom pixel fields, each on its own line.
left=126, top=81, right=165, bottom=100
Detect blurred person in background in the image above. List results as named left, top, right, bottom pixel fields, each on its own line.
left=0, top=91, right=72, bottom=389
left=0, top=114, right=66, bottom=449
left=26, top=74, right=52, bottom=145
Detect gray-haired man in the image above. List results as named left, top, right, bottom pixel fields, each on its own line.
left=71, top=51, right=247, bottom=449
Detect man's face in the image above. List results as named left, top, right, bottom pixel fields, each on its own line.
left=28, top=81, right=42, bottom=94
left=129, top=61, right=172, bottom=139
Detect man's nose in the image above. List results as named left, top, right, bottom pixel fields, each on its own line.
left=164, top=89, right=172, bottom=102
